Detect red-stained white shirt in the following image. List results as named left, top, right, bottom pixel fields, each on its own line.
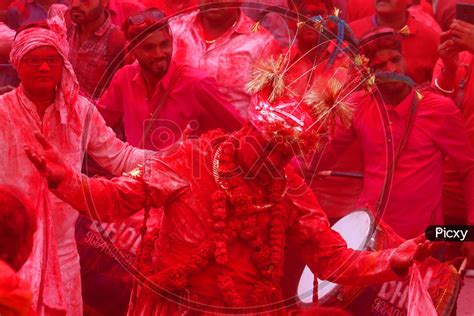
left=321, top=90, right=474, bottom=238
left=0, top=86, right=148, bottom=315
left=350, top=15, right=440, bottom=84
left=170, top=10, right=281, bottom=118
left=97, top=62, right=243, bottom=150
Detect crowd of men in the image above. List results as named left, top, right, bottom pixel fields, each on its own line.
left=1, top=0, right=474, bottom=315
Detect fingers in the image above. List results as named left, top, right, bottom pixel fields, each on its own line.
left=412, top=233, right=427, bottom=244
left=439, top=39, right=460, bottom=53
left=452, top=19, right=474, bottom=31
left=24, top=145, right=47, bottom=173
left=413, top=240, right=433, bottom=261
left=439, top=31, right=452, bottom=43
left=34, top=131, right=52, bottom=150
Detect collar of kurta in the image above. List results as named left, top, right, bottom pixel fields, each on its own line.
left=194, top=8, right=255, bottom=36
left=16, top=85, right=63, bottom=117
left=71, top=10, right=112, bottom=37
left=133, top=61, right=178, bottom=95
left=371, top=14, right=418, bottom=36
left=385, top=89, right=416, bottom=119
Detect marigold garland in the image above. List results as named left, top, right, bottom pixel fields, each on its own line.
left=137, top=136, right=288, bottom=307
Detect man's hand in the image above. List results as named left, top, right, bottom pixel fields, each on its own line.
left=24, top=132, right=68, bottom=189
left=450, top=19, right=474, bottom=54
left=438, top=31, right=460, bottom=71
left=390, top=234, right=432, bottom=277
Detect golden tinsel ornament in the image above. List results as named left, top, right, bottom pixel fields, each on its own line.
left=251, top=21, right=261, bottom=33
left=246, top=54, right=288, bottom=103
left=303, top=78, right=353, bottom=130
left=398, top=24, right=411, bottom=36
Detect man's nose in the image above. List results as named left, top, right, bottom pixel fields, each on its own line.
left=385, top=62, right=399, bottom=73
left=38, top=60, right=51, bottom=72
left=70, top=0, right=80, bottom=7
left=153, top=48, right=166, bottom=58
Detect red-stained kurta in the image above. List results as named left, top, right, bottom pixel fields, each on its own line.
left=0, top=86, right=149, bottom=315
left=321, top=90, right=474, bottom=238
left=170, top=10, right=281, bottom=118
left=52, top=131, right=401, bottom=315
left=97, top=62, right=243, bottom=150
left=349, top=15, right=440, bottom=84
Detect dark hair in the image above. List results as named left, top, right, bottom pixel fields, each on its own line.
left=0, top=185, right=37, bottom=271
left=358, top=27, right=402, bottom=60
left=122, top=8, right=170, bottom=44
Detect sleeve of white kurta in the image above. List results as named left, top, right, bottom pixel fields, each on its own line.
left=84, top=102, right=154, bottom=175
left=285, top=168, right=400, bottom=285
left=52, top=158, right=189, bottom=222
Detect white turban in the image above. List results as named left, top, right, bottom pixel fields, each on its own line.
left=10, top=4, right=79, bottom=124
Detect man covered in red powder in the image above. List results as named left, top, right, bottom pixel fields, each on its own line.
left=98, top=9, right=243, bottom=150
left=349, top=0, right=439, bottom=84
left=314, top=28, right=474, bottom=242
left=25, top=62, right=432, bottom=314
left=0, top=12, right=149, bottom=315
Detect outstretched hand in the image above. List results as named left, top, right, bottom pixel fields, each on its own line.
left=24, top=132, right=68, bottom=189
left=390, top=234, right=432, bottom=277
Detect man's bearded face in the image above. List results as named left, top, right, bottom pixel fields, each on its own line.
left=18, top=45, right=63, bottom=97
left=370, top=48, right=407, bottom=93
left=133, top=29, right=173, bottom=78
left=70, top=0, right=105, bottom=25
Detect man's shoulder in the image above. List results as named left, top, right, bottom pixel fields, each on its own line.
left=409, top=16, right=440, bottom=42
left=418, top=90, right=459, bottom=115
left=0, top=89, right=18, bottom=113
left=348, top=16, right=373, bottom=38
left=109, top=63, right=140, bottom=84
left=169, top=10, right=198, bottom=35
left=108, top=23, right=126, bottom=43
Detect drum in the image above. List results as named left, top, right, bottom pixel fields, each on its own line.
left=296, top=209, right=461, bottom=316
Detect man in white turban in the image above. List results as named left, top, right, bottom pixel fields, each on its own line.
left=0, top=6, right=150, bottom=315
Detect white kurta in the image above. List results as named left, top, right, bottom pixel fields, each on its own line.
left=0, top=86, right=150, bottom=315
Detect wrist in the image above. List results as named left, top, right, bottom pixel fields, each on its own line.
left=48, top=165, right=72, bottom=189
left=434, top=78, right=455, bottom=94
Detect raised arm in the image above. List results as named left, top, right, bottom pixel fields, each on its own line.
left=24, top=132, right=187, bottom=222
